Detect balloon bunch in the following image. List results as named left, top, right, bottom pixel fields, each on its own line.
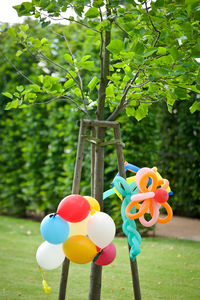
left=126, top=167, right=173, bottom=227
left=36, top=194, right=116, bottom=285
left=112, top=176, right=141, bottom=262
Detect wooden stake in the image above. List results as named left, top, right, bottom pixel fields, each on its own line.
left=58, top=120, right=87, bottom=300
left=114, top=125, right=141, bottom=300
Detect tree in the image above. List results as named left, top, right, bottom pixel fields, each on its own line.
left=1, top=0, right=200, bottom=300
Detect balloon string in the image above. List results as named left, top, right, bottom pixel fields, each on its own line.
left=38, top=266, right=52, bottom=294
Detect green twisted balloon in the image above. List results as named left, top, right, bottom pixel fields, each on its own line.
left=113, top=176, right=141, bottom=261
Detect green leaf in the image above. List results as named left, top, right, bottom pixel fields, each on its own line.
left=93, top=0, right=104, bottom=7
left=88, top=76, right=99, bottom=90
left=24, top=92, right=37, bottom=103
left=157, top=47, right=167, bottom=55
left=135, top=104, right=149, bottom=121
left=5, top=100, right=19, bottom=110
left=16, top=86, right=24, bottom=92
left=20, top=24, right=29, bottom=32
left=2, top=92, right=13, bottom=99
left=29, top=84, right=41, bottom=92
left=74, top=5, right=84, bottom=17
left=41, top=38, right=49, bottom=45
left=7, top=28, right=16, bottom=37
left=106, top=84, right=114, bottom=97
left=64, top=54, right=73, bottom=64
left=126, top=106, right=135, bottom=117
left=16, top=50, right=23, bottom=57
left=80, top=55, right=91, bottom=62
left=174, top=88, right=188, bottom=99
left=143, top=48, right=157, bottom=57
left=154, top=0, right=164, bottom=8
left=77, top=61, right=94, bottom=70
left=106, top=40, right=124, bottom=54
left=74, top=87, right=81, bottom=97
left=113, top=62, right=127, bottom=68
left=85, top=7, right=99, bottom=18
left=64, top=79, right=75, bottom=89
left=190, top=101, right=200, bottom=114
left=134, top=42, right=144, bottom=56
left=191, top=46, right=200, bottom=58
left=13, top=2, right=34, bottom=17
left=166, top=91, right=176, bottom=107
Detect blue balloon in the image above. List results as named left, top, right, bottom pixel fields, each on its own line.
left=40, top=213, right=69, bottom=244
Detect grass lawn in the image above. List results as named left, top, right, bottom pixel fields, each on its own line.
left=0, top=215, right=199, bottom=300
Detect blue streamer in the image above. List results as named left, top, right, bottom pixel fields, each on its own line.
left=111, top=162, right=140, bottom=187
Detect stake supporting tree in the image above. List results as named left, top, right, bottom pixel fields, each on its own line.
left=58, top=119, right=141, bottom=300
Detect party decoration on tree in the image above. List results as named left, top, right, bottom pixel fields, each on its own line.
left=104, top=176, right=141, bottom=261
left=113, top=176, right=141, bottom=261
left=36, top=242, right=65, bottom=270
left=103, top=161, right=173, bottom=201
left=57, top=194, right=90, bottom=222
left=40, top=213, right=69, bottom=244
left=87, top=212, right=116, bottom=249
left=126, top=167, right=173, bottom=227
left=63, top=235, right=98, bottom=264
left=35, top=193, right=117, bottom=293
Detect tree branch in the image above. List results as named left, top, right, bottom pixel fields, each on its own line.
left=130, top=80, right=149, bottom=89
left=61, top=16, right=101, bottom=34
left=96, top=4, right=111, bottom=120
left=37, top=51, right=79, bottom=85
left=107, top=69, right=141, bottom=121
left=31, top=95, right=88, bottom=115
left=62, top=28, right=90, bottom=119
left=145, top=1, right=161, bottom=47
left=114, top=20, right=132, bottom=38
left=98, top=8, right=104, bottom=84
left=36, top=9, right=101, bottom=34
left=2, top=53, right=38, bottom=86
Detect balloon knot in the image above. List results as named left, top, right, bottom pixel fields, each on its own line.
left=49, top=213, right=57, bottom=218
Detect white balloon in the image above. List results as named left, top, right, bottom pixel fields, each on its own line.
left=36, top=241, right=65, bottom=270
left=87, top=212, right=116, bottom=249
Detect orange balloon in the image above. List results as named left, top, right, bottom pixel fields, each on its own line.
left=157, top=202, right=173, bottom=224
left=125, top=199, right=150, bottom=219
left=63, top=235, right=98, bottom=264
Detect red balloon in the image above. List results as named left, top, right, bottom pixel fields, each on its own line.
left=154, top=188, right=169, bottom=203
left=57, top=194, right=90, bottom=223
left=94, top=243, right=116, bottom=266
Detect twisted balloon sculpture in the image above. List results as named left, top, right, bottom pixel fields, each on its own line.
left=125, top=167, right=173, bottom=227
left=112, top=176, right=141, bottom=262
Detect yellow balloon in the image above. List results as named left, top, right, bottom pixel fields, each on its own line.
left=68, top=216, right=90, bottom=237
left=155, top=169, right=171, bottom=193
left=85, top=196, right=100, bottom=215
left=63, top=235, right=98, bottom=264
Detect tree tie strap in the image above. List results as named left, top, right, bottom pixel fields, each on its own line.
left=81, top=135, right=125, bottom=147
